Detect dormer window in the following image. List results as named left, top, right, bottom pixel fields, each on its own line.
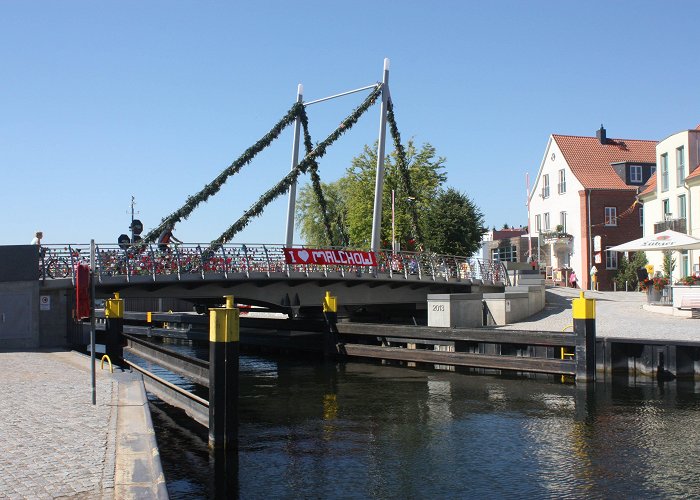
left=630, top=165, right=643, bottom=184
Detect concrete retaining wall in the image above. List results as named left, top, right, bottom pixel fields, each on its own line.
left=38, top=286, right=72, bottom=347
left=0, top=281, right=39, bottom=349
left=483, top=291, right=531, bottom=326
left=509, top=284, right=546, bottom=317
left=428, top=279, right=546, bottom=327
left=427, top=293, right=484, bottom=327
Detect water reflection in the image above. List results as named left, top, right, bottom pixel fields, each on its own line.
left=143, top=345, right=700, bottom=499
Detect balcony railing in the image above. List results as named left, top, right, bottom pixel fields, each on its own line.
left=654, top=217, right=686, bottom=234
left=539, top=231, right=573, bottom=243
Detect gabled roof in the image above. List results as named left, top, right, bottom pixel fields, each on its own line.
left=639, top=172, right=657, bottom=197
left=553, top=134, right=657, bottom=189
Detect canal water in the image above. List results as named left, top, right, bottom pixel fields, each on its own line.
left=141, top=349, right=700, bottom=499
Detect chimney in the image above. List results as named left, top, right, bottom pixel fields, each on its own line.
left=596, top=124, right=608, bottom=144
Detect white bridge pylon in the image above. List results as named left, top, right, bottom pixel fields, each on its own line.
left=285, top=58, right=391, bottom=253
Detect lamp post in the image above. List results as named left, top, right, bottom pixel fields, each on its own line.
left=391, top=189, right=396, bottom=253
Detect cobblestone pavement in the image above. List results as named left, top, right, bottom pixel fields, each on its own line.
left=0, top=351, right=116, bottom=499
left=502, top=287, right=700, bottom=341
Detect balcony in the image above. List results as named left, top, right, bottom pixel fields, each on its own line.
left=654, top=217, right=686, bottom=234
left=540, top=230, right=573, bottom=247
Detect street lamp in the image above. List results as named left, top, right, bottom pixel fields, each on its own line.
left=391, top=190, right=396, bottom=253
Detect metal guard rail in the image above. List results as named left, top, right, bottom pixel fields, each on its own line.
left=38, top=243, right=511, bottom=285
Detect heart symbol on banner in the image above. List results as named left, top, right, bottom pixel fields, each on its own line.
left=297, top=250, right=310, bottom=262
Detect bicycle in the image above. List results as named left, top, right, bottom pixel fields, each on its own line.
left=42, top=247, right=83, bottom=279
left=43, top=252, right=70, bottom=278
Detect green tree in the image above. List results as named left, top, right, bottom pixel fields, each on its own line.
left=296, top=180, right=348, bottom=246
left=662, top=250, right=676, bottom=278
left=423, top=188, right=485, bottom=255
left=614, top=251, right=648, bottom=290
left=344, top=140, right=447, bottom=248
left=296, top=140, right=448, bottom=249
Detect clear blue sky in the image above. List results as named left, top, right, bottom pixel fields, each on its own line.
left=3, top=1, right=699, bottom=246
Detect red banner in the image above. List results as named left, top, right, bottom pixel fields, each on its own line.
left=283, top=248, right=377, bottom=267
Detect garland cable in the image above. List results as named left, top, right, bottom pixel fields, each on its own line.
left=142, top=102, right=304, bottom=243
left=209, top=84, right=382, bottom=248
left=300, top=114, right=335, bottom=245
left=386, top=98, right=424, bottom=247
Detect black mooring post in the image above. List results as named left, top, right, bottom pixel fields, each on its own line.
left=322, top=291, right=338, bottom=358
left=209, top=295, right=240, bottom=450
left=572, top=292, right=596, bottom=383
left=211, top=446, right=239, bottom=498
left=104, top=293, right=124, bottom=364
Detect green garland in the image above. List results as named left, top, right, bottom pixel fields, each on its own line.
left=386, top=98, right=424, bottom=247
left=300, top=116, right=334, bottom=245
left=142, top=101, right=304, bottom=243
left=298, top=84, right=382, bottom=166
left=210, top=84, right=382, bottom=247
left=210, top=167, right=303, bottom=248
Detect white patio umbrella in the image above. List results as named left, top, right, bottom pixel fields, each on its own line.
left=607, top=229, right=700, bottom=252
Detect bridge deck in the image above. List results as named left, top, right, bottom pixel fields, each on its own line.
left=40, top=243, right=508, bottom=312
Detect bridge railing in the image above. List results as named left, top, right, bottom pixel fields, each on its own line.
left=38, top=243, right=509, bottom=285
left=38, top=244, right=92, bottom=282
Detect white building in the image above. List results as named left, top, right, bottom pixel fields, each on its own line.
left=638, top=126, right=700, bottom=280
left=529, top=126, right=656, bottom=290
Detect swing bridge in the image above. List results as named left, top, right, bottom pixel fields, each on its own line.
left=40, top=242, right=507, bottom=316
left=39, top=60, right=508, bottom=317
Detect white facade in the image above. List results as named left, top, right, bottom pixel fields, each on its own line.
left=640, top=130, right=700, bottom=280
left=528, top=136, right=584, bottom=279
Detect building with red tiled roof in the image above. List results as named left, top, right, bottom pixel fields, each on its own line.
left=639, top=172, right=657, bottom=197
left=528, top=126, right=656, bottom=290
left=638, top=127, right=700, bottom=281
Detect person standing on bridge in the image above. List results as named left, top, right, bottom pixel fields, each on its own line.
left=157, top=224, right=182, bottom=252
left=31, top=230, right=46, bottom=259
left=30, top=230, right=43, bottom=246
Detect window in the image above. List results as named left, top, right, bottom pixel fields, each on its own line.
left=662, top=199, right=671, bottom=219
left=640, top=205, right=644, bottom=227
left=535, top=214, right=541, bottom=232
left=651, top=165, right=656, bottom=175
left=557, top=169, right=566, bottom=194
left=542, top=174, right=550, bottom=198
left=559, top=211, right=567, bottom=233
left=681, top=250, right=689, bottom=277
left=605, top=246, right=618, bottom=270
left=677, top=146, right=685, bottom=187
left=678, top=194, right=686, bottom=220
left=544, top=212, right=550, bottom=230
left=604, top=207, right=617, bottom=226
left=661, top=153, right=669, bottom=191
left=492, top=246, right=517, bottom=262
left=630, top=165, right=643, bottom=183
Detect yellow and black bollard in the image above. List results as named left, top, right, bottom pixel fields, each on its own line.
left=208, top=295, right=240, bottom=450
left=104, top=292, right=124, bottom=363
left=572, top=291, right=596, bottom=382
left=322, top=291, right=338, bottom=358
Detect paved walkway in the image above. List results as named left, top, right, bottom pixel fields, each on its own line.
left=502, top=287, right=700, bottom=342
left=0, top=350, right=166, bottom=499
